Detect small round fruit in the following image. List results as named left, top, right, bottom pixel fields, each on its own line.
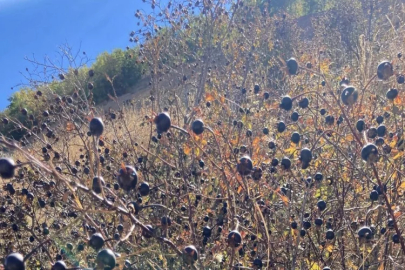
left=277, top=121, right=286, bottom=133
left=154, top=112, right=171, bottom=133
left=252, top=167, right=262, bottom=181
left=341, top=86, right=358, bottom=106
left=370, top=190, right=379, bottom=201
left=291, top=132, right=300, bottom=144
left=92, top=176, right=105, bottom=194
left=117, top=166, right=138, bottom=191
left=315, top=218, right=323, bottom=226
left=393, top=234, right=400, bottom=244
left=253, top=258, right=263, bottom=268
left=191, top=119, right=204, bottom=135
left=263, top=92, right=270, bottom=99
left=356, top=119, right=365, bottom=132
left=387, top=88, right=399, bottom=100
left=0, top=158, right=15, bottom=179
left=317, top=200, right=327, bottom=211
left=280, top=96, right=293, bottom=111
left=254, top=84, right=260, bottom=94
left=376, top=115, right=384, bottom=124
left=51, top=261, right=67, bottom=270
left=161, top=216, right=172, bottom=227
left=325, top=229, right=335, bottom=240
left=358, top=226, right=373, bottom=238
left=300, top=148, right=312, bottom=164
left=281, top=157, right=291, bottom=170
left=89, top=232, right=105, bottom=250
left=96, top=248, right=116, bottom=269
left=139, top=182, right=150, bottom=196
left=286, top=58, right=298, bottom=75
left=323, top=267, right=331, bottom=270
left=4, top=252, right=25, bottom=270
left=291, top=221, right=298, bottom=229
left=263, top=127, right=269, bottom=135
left=183, top=245, right=198, bottom=264
left=315, top=172, right=323, bottom=181
left=89, top=117, right=104, bottom=137
left=377, top=125, right=386, bottom=137
left=202, top=226, right=212, bottom=238
left=377, top=61, right=393, bottom=80
left=325, top=115, right=334, bottom=125
left=227, top=230, right=242, bottom=248
left=320, top=109, right=326, bottom=115
left=237, top=156, right=253, bottom=176
left=367, top=127, right=377, bottom=139
left=397, top=75, right=405, bottom=84
left=291, top=111, right=299, bottom=122
left=299, top=97, right=309, bottom=108
left=361, top=143, right=379, bottom=163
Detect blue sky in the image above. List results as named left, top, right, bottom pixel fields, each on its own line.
left=0, top=0, right=151, bottom=110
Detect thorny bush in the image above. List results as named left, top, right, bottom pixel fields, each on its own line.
left=2, top=0, right=405, bottom=269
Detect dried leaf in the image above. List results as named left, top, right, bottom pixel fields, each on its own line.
left=66, top=122, right=75, bottom=132
left=206, top=93, right=215, bottom=102
left=184, top=144, right=192, bottom=155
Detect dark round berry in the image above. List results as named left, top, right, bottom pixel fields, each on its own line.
left=139, top=182, right=150, bottom=196
left=356, top=119, right=365, bottom=132
left=237, top=156, right=253, bottom=176
left=51, top=261, right=67, bottom=270
left=370, top=190, right=379, bottom=201
left=291, top=132, right=300, bottom=144
left=277, top=121, right=286, bottom=133
left=89, top=118, right=104, bottom=137
left=227, top=230, right=242, bottom=248
left=298, top=97, right=309, bottom=109
left=92, top=176, right=105, bottom=194
left=0, top=158, right=15, bottom=179
left=281, top=157, right=291, bottom=170
left=154, top=112, right=171, bottom=133
left=4, top=253, right=25, bottom=270
left=358, top=226, right=373, bottom=238
left=280, top=96, right=293, bottom=111
left=393, top=234, right=400, bottom=244
left=192, top=119, right=204, bottom=135
left=341, top=86, right=359, bottom=106
left=286, top=58, right=298, bottom=75
left=183, top=245, right=198, bottom=264
left=96, top=248, right=116, bottom=269
left=117, top=166, right=138, bottom=191
left=291, top=111, right=299, bottom=122
left=361, top=143, right=379, bottom=163
left=89, top=233, right=104, bottom=250
left=387, top=88, right=399, bottom=100
left=377, top=61, right=393, bottom=81
left=317, top=200, right=327, bottom=211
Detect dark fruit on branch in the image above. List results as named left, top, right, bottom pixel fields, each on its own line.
left=4, top=253, right=25, bottom=270
left=96, top=249, right=116, bottom=269
left=0, top=158, right=15, bottom=179
left=89, top=117, right=104, bottom=136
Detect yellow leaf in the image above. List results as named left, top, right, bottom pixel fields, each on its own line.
left=393, top=152, right=403, bottom=160
left=195, top=147, right=200, bottom=158
left=326, top=243, right=333, bottom=252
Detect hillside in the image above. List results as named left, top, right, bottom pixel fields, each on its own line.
left=1, top=0, right=405, bottom=269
